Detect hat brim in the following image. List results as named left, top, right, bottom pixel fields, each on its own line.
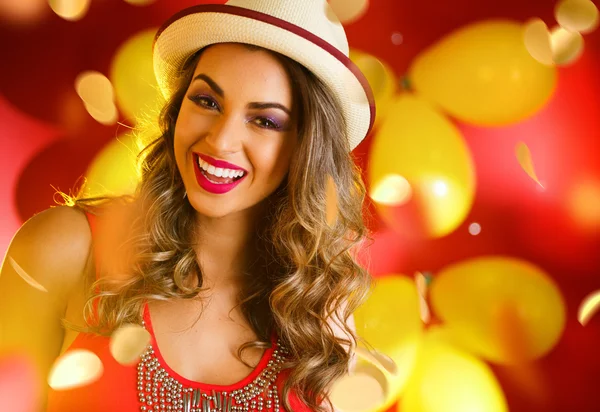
left=153, top=5, right=375, bottom=151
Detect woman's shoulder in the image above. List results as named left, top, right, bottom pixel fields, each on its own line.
left=19, top=205, right=92, bottom=245
left=6, top=205, right=93, bottom=292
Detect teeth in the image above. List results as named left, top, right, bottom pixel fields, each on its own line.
left=198, top=158, right=245, bottom=179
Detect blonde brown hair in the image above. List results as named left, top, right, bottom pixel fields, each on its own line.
left=65, top=44, right=372, bottom=411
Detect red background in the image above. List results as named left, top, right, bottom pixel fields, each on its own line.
left=1, top=1, right=599, bottom=411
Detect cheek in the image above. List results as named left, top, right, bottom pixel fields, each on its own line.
left=174, top=105, right=210, bottom=157
left=253, top=138, right=296, bottom=178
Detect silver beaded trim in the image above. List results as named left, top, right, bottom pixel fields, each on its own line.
left=137, top=319, right=289, bottom=412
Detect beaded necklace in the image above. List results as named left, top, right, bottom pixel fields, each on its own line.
left=137, top=317, right=290, bottom=412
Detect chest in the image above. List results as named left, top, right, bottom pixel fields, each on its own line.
left=54, top=288, right=309, bottom=412
left=147, top=300, right=266, bottom=385
left=63, top=294, right=264, bottom=384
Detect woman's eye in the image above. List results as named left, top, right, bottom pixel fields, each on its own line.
left=254, top=117, right=281, bottom=130
left=189, top=95, right=219, bottom=110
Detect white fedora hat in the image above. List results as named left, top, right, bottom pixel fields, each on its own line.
left=153, top=0, right=375, bottom=151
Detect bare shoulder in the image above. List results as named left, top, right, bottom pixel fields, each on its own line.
left=0, top=205, right=94, bottom=407
left=3, top=205, right=93, bottom=296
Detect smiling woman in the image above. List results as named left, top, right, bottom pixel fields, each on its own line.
left=175, top=44, right=299, bottom=218
left=0, top=1, right=375, bottom=411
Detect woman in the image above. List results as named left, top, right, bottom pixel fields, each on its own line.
left=0, top=0, right=375, bottom=410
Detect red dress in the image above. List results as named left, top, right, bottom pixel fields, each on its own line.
left=46, top=211, right=311, bottom=411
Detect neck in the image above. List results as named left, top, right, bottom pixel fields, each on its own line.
left=193, top=206, right=264, bottom=292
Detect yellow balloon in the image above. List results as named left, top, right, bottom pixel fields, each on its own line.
left=354, top=276, right=423, bottom=411
left=430, top=256, right=566, bottom=364
left=400, top=327, right=508, bottom=412
left=409, top=20, right=557, bottom=126
left=350, top=49, right=398, bottom=128
left=82, top=133, right=141, bottom=197
left=368, top=94, right=476, bottom=238
left=110, top=28, right=165, bottom=124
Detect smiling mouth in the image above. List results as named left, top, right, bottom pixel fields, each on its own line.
left=195, top=154, right=246, bottom=185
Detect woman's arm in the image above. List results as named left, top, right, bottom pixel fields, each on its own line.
left=0, top=206, right=92, bottom=409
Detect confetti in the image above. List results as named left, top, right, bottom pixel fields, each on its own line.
left=414, top=272, right=431, bottom=324
left=326, top=175, right=339, bottom=227
left=515, top=142, right=544, bottom=188
left=8, top=256, right=47, bottom=293
left=578, top=290, right=600, bottom=326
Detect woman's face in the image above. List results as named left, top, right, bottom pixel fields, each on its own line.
left=174, top=43, right=298, bottom=219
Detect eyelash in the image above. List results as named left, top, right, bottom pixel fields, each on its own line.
left=188, top=94, right=283, bottom=131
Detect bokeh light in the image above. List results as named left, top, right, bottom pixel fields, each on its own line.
left=391, top=32, right=404, bottom=45
left=555, top=0, right=599, bottom=34
left=0, top=353, right=39, bottom=412
left=355, top=276, right=423, bottom=410
left=110, top=28, right=162, bottom=124
left=432, top=179, right=449, bottom=197
left=567, top=178, right=600, bottom=232
left=469, top=222, right=482, bottom=236
left=75, top=71, right=118, bottom=125
left=430, top=257, right=566, bottom=364
left=550, top=26, right=585, bottom=66
left=109, top=324, right=151, bottom=365
left=81, top=132, right=140, bottom=198
left=369, top=95, right=476, bottom=238
left=370, top=174, right=412, bottom=206
left=524, top=18, right=554, bottom=66
left=410, top=20, right=557, bottom=126
left=350, top=49, right=398, bottom=126
left=400, top=328, right=508, bottom=412
left=330, top=362, right=387, bottom=412
left=48, top=349, right=103, bottom=390
left=48, top=0, right=91, bottom=21
left=0, top=0, right=47, bottom=25
left=327, top=0, right=369, bottom=24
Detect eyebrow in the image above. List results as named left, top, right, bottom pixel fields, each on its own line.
left=192, top=73, right=292, bottom=116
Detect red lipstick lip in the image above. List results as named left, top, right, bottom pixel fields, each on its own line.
left=195, top=153, right=247, bottom=173
left=193, top=154, right=247, bottom=195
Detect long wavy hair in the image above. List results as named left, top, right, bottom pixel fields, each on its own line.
left=63, top=43, right=372, bottom=411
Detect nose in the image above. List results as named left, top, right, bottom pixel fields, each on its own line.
left=203, top=112, right=245, bottom=154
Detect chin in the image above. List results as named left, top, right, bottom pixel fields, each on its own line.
left=188, top=197, right=240, bottom=219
